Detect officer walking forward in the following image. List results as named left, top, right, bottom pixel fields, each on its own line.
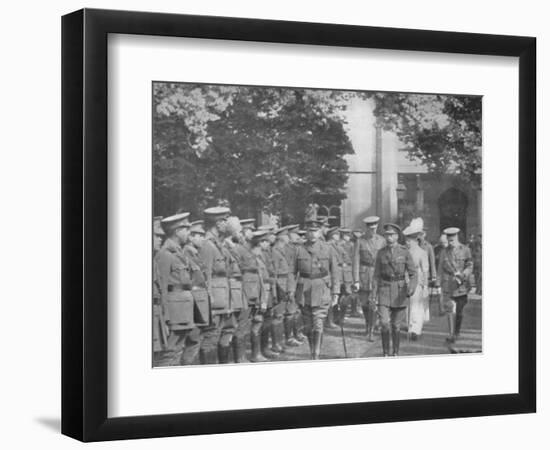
left=294, top=220, right=339, bottom=359
left=437, top=227, right=474, bottom=343
left=353, top=216, right=386, bottom=342
left=373, top=223, right=418, bottom=356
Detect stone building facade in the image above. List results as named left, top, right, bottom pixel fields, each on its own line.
left=335, top=98, right=481, bottom=243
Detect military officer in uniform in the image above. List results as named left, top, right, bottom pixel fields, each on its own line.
left=153, top=217, right=168, bottom=354
left=315, top=217, right=338, bottom=330
left=233, top=220, right=272, bottom=362
left=252, top=230, right=281, bottom=359
left=326, top=227, right=353, bottom=325
left=156, top=213, right=201, bottom=365
left=294, top=220, right=339, bottom=359
left=353, top=216, right=386, bottom=342
left=437, top=227, right=474, bottom=343
left=339, top=228, right=360, bottom=317
left=199, top=206, right=235, bottom=364
left=272, top=226, right=301, bottom=349
left=288, top=228, right=308, bottom=344
left=182, top=220, right=216, bottom=364
left=223, top=216, right=249, bottom=363
left=373, top=223, right=418, bottom=356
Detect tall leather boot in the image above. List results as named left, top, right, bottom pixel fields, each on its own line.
left=307, top=332, right=314, bottom=358
left=261, top=328, right=279, bottom=359
left=271, top=321, right=285, bottom=353
left=446, top=313, right=456, bottom=343
left=325, top=306, right=337, bottom=329
left=250, top=334, right=268, bottom=363
left=312, top=331, right=322, bottom=360
left=232, top=336, right=247, bottom=363
left=366, top=310, right=375, bottom=342
left=199, top=347, right=218, bottom=365
left=217, top=344, right=231, bottom=363
left=392, top=328, right=401, bottom=356
left=381, top=330, right=390, bottom=356
left=455, top=313, right=463, bottom=338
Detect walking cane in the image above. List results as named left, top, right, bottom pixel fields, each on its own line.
left=340, top=322, right=348, bottom=358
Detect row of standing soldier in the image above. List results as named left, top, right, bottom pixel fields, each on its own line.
left=153, top=208, right=475, bottom=364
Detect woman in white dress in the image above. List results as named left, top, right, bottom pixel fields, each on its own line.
left=403, top=222, right=429, bottom=340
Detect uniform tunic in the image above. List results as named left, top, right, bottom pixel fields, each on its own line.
left=182, top=244, right=210, bottom=327
left=156, top=238, right=195, bottom=331
left=438, top=243, right=473, bottom=298
left=353, top=233, right=386, bottom=292
left=152, top=250, right=168, bottom=351
left=331, top=240, right=353, bottom=294
left=233, top=242, right=262, bottom=307
left=419, top=239, right=437, bottom=282
left=438, top=242, right=473, bottom=314
left=199, top=232, right=231, bottom=315
left=373, top=243, right=418, bottom=331
left=295, top=239, right=339, bottom=306
left=224, top=239, right=246, bottom=312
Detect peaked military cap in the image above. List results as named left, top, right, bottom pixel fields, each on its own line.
left=443, top=227, right=460, bottom=236
left=203, top=206, right=231, bottom=221
left=339, top=228, right=351, bottom=234
left=257, top=224, right=276, bottom=232
left=327, top=226, right=340, bottom=237
left=251, top=229, right=270, bottom=243
left=189, top=220, right=205, bottom=235
left=274, top=225, right=292, bottom=236
left=363, top=216, right=380, bottom=225
left=240, top=218, right=256, bottom=230
left=304, top=219, right=323, bottom=230
left=287, top=224, right=299, bottom=232
left=161, top=212, right=191, bottom=233
left=297, top=229, right=307, bottom=236
left=153, top=216, right=165, bottom=236
left=382, top=223, right=401, bottom=235
left=317, top=216, right=330, bottom=226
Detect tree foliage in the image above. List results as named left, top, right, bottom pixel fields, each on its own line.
left=371, top=92, right=482, bottom=185
left=153, top=83, right=354, bottom=221
left=153, top=83, right=482, bottom=221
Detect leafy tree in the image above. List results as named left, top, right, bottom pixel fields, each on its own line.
left=153, top=83, right=354, bottom=222
left=370, top=92, right=482, bottom=185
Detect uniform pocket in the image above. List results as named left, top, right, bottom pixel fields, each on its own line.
left=229, top=278, right=245, bottom=310
left=311, top=279, right=329, bottom=307
left=191, top=288, right=209, bottom=325
left=210, top=277, right=229, bottom=310
left=166, top=290, right=194, bottom=325
left=242, top=273, right=260, bottom=303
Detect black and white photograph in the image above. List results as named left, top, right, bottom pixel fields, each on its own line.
left=152, top=82, right=482, bottom=367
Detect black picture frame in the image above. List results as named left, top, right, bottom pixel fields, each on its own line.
left=61, top=8, right=536, bottom=442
